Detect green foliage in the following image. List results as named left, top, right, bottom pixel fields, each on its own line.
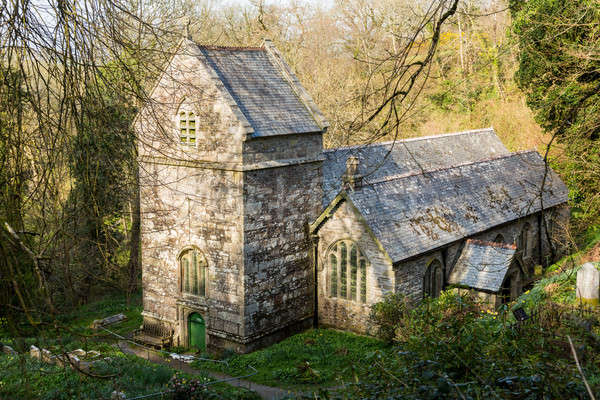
left=0, top=352, right=172, bottom=400
left=192, top=329, right=388, bottom=389
left=66, top=86, right=138, bottom=304
left=0, top=352, right=258, bottom=400
left=0, top=67, right=41, bottom=334
left=0, top=294, right=259, bottom=399
left=167, top=373, right=256, bottom=400
left=352, top=289, right=600, bottom=399
left=369, top=292, right=411, bottom=342
left=56, top=292, right=143, bottom=337
left=511, top=0, right=600, bottom=228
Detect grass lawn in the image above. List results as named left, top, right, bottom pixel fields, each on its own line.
left=192, top=328, right=391, bottom=389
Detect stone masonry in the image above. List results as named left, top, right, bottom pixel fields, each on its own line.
left=136, top=39, right=327, bottom=352
left=136, top=38, right=570, bottom=349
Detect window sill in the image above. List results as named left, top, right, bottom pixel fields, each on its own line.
left=327, top=297, right=369, bottom=306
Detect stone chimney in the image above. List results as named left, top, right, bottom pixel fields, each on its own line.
left=343, top=155, right=363, bottom=190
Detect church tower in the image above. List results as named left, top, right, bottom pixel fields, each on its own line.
left=135, top=39, right=327, bottom=352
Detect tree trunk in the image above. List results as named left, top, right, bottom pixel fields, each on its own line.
left=126, top=164, right=141, bottom=302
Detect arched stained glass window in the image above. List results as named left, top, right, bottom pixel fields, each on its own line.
left=424, top=259, right=444, bottom=298
left=330, top=252, right=338, bottom=297
left=340, top=242, right=347, bottom=298
left=327, top=240, right=368, bottom=303
left=179, top=110, right=197, bottom=146
left=180, top=248, right=207, bottom=296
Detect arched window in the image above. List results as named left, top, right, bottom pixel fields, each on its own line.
left=494, top=234, right=505, bottom=243
left=423, top=259, right=444, bottom=298
left=180, top=248, right=207, bottom=296
left=518, top=223, right=533, bottom=258
left=179, top=110, right=196, bottom=146
left=327, top=240, right=367, bottom=303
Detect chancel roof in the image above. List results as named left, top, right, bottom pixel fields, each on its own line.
left=322, top=128, right=510, bottom=207
left=196, top=44, right=323, bottom=137
left=448, top=240, right=517, bottom=292
left=320, top=149, right=568, bottom=264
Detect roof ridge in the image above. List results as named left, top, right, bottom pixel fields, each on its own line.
left=262, top=39, right=329, bottom=131
left=360, top=149, right=538, bottom=187
left=194, top=43, right=265, bottom=51
left=323, top=127, right=495, bottom=153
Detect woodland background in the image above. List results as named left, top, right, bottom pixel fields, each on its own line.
left=1, top=0, right=599, bottom=332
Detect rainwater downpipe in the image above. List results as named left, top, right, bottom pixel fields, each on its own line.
left=312, top=233, right=319, bottom=329
left=537, top=213, right=544, bottom=266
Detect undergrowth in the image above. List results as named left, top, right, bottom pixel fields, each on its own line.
left=0, top=351, right=258, bottom=400
left=0, top=293, right=259, bottom=400
left=333, top=288, right=600, bottom=399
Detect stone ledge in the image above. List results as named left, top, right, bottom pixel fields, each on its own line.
left=207, top=315, right=313, bottom=345
left=139, top=155, right=324, bottom=171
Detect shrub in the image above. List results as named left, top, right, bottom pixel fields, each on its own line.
left=359, top=287, right=600, bottom=399
left=369, top=292, right=411, bottom=342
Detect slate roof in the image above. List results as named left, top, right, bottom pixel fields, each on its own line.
left=322, top=128, right=510, bottom=207
left=341, top=150, right=568, bottom=263
left=197, top=45, right=322, bottom=137
left=448, top=240, right=517, bottom=292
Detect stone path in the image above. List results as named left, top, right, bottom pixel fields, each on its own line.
left=118, top=341, right=302, bottom=400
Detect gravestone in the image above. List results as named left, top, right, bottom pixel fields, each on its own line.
left=2, top=345, right=17, bottom=355
left=30, top=345, right=40, bottom=359
left=576, top=262, right=599, bottom=306
left=91, top=313, right=127, bottom=329
left=41, top=348, right=53, bottom=363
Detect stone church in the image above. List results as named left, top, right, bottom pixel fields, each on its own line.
left=134, top=39, right=569, bottom=353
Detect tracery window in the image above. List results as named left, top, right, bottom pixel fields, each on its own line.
left=180, top=248, right=207, bottom=296
left=179, top=110, right=197, bottom=146
left=327, top=240, right=367, bottom=303
left=423, top=259, right=444, bottom=298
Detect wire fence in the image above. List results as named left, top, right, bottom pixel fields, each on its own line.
left=509, top=303, right=600, bottom=333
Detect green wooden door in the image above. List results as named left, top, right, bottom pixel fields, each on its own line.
left=188, top=313, right=205, bottom=350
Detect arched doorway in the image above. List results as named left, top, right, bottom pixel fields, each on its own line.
left=188, top=313, right=205, bottom=350
left=500, top=267, right=522, bottom=304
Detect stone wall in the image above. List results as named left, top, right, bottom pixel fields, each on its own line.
left=242, top=134, right=324, bottom=343
left=136, top=42, right=255, bottom=351
left=136, top=44, right=250, bottom=166
left=394, top=251, right=444, bottom=302
left=137, top=41, right=327, bottom=351
left=242, top=133, right=323, bottom=165
left=393, top=210, right=568, bottom=303
left=139, top=161, right=245, bottom=350
left=315, top=199, right=394, bottom=334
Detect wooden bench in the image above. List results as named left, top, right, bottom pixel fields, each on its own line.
left=133, top=321, right=173, bottom=349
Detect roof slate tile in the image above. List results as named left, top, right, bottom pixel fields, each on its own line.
left=448, top=240, right=517, bottom=292
left=197, top=46, right=321, bottom=137
left=322, top=128, right=510, bottom=207
left=344, top=150, right=568, bottom=263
